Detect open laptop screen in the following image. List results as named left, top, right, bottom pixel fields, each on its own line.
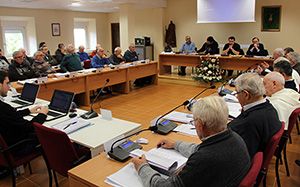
left=20, top=83, right=40, bottom=103
left=49, top=90, right=75, bottom=113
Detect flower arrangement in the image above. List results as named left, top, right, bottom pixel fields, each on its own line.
left=192, top=56, right=222, bottom=83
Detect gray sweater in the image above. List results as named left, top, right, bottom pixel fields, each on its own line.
left=138, top=129, right=250, bottom=187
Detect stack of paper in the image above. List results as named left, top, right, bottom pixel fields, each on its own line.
left=164, top=111, right=193, bottom=124
left=105, top=163, right=144, bottom=187
left=130, top=147, right=187, bottom=174
left=173, top=124, right=197, bottom=136
left=51, top=117, right=91, bottom=134
left=17, top=78, right=37, bottom=85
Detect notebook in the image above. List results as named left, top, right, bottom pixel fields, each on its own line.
left=11, top=83, right=39, bottom=108
left=46, top=90, right=75, bottom=121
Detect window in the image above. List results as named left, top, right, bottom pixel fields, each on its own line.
left=74, top=27, right=87, bottom=49
left=3, top=29, right=26, bottom=57
left=74, top=18, right=97, bottom=50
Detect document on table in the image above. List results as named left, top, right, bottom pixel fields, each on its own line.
left=105, top=163, right=144, bottom=187
left=226, top=102, right=242, bottom=118
left=51, top=117, right=91, bottom=134
left=173, top=124, right=197, bottom=136
left=164, top=111, right=193, bottom=124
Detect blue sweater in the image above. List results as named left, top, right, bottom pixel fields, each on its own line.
left=91, top=55, right=110, bottom=68
left=77, top=52, right=90, bottom=62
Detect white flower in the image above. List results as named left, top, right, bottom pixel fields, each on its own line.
left=208, top=64, right=212, bottom=68
left=208, top=77, right=212, bottom=80
left=208, top=70, right=212, bottom=74
left=211, top=59, right=216, bottom=63
left=203, top=67, right=208, bottom=71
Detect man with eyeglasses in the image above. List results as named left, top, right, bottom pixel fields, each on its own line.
left=8, top=50, right=37, bottom=82
left=228, top=72, right=281, bottom=158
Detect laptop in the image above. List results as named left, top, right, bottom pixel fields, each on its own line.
left=46, top=90, right=75, bottom=121
left=11, top=83, right=40, bottom=108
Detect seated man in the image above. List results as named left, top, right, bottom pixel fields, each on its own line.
left=54, top=43, right=66, bottom=64
left=274, top=59, right=299, bottom=91
left=60, top=44, right=83, bottom=72
left=246, top=37, right=267, bottom=56
left=124, top=43, right=139, bottom=62
left=90, top=44, right=101, bottom=58
left=77, top=45, right=90, bottom=62
left=286, top=52, right=300, bottom=75
left=19, top=48, right=34, bottom=65
left=229, top=73, right=281, bottom=158
left=197, top=36, right=219, bottom=55
left=40, top=46, right=57, bottom=66
left=0, top=48, right=9, bottom=71
left=0, top=71, right=48, bottom=156
left=109, top=47, right=125, bottom=65
left=132, top=96, right=250, bottom=187
left=8, top=50, right=37, bottom=82
left=263, top=72, right=300, bottom=130
left=32, top=51, right=55, bottom=76
left=178, top=36, right=196, bottom=76
left=222, top=36, right=241, bottom=55
left=91, top=47, right=110, bottom=68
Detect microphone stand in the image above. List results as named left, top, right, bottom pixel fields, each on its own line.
left=81, top=79, right=110, bottom=119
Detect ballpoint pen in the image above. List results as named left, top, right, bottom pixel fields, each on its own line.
left=63, top=121, right=77, bottom=130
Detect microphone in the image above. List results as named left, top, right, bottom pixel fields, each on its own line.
left=81, top=79, right=110, bottom=119
left=107, top=127, right=156, bottom=162
left=153, top=85, right=216, bottom=134
left=186, top=85, right=216, bottom=111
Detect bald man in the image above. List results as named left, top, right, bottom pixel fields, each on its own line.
left=263, top=71, right=300, bottom=130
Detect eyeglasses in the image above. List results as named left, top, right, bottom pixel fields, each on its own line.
left=233, top=90, right=244, bottom=96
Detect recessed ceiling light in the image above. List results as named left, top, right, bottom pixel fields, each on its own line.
left=71, top=2, right=81, bottom=7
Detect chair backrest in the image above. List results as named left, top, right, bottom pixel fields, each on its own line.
left=33, top=123, right=79, bottom=176
left=0, top=135, right=13, bottom=167
left=239, top=152, right=263, bottom=187
left=262, top=122, right=285, bottom=171
left=287, top=107, right=300, bottom=136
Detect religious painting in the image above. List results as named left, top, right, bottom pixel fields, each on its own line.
left=51, top=23, right=61, bottom=36
left=261, top=6, right=281, bottom=32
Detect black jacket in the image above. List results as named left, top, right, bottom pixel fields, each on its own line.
left=198, top=41, right=219, bottom=54
left=0, top=100, right=47, bottom=146
left=8, top=60, right=37, bottom=82
left=229, top=100, right=282, bottom=158
left=109, top=54, right=125, bottom=65
left=246, top=43, right=266, bottom=56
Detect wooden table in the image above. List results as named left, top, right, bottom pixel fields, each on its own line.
left=68, top=131, right=200, bottom=187
left=159, top=54, right=273, bottom=75
left=11, top=62, right=158, bottom=106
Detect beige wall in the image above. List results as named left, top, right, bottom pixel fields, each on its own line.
left=164, top=0, right=300, bottom=53
left=0, top=7, right=109, bottom=55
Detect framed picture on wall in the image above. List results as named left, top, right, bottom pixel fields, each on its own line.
left=261, top=6, right=281, bottom=32
left=51, top=23, right=60, bottom=36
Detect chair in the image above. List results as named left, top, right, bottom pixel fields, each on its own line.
left=33, top=123, right=91, bottom=187
left=255, top=122, right=284, bottom=187
left=0, top=135, right=40, bottom=187
left=239, top=152, right=263, bottom=187
left=83, top=60, right=91, bottom=69
left=274, top=107, right=300, bottom=183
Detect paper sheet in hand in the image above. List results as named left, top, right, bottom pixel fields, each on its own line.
left=51, top=117, right=91, bottom=134
left=105, top=163, right=144, bottom=187
left=164, top=111, right=193, bottom=124
left=226, top=102, right=242, bottom=118
left=173, top=124, right=197, bottom=136
left=223, top=94, right=239, bottom=103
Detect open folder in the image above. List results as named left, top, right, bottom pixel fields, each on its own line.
left=51, top=117, right=91, bottom=134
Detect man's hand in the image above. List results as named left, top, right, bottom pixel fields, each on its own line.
left=260, top=61, right=270, bottom=69
left=157, top=139, right=176, bottom=149
left=30, top=106, right=48, bottom=115
left=132, top=155, right=147, bottom=171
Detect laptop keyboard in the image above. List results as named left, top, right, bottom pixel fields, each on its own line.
left=48, top=110, right=62, bottom=117
left=11, top=100, right=30, bottom=105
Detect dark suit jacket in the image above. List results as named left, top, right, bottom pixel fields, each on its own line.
left=0, top=100, right=46, bottom=147
left=246, top=43, right=266, bottom=56
left=229, top=100, right=282, bottom=158
left=198, top=41, right=219, bottom=54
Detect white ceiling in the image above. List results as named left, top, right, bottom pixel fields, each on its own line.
left=0, top=0, right=167, bottom=13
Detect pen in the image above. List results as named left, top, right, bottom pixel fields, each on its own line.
left=63, top=121, right=77, bottom=130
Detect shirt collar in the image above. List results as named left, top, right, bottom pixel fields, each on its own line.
left=243, top=98, right=266, bottom=111
left=201, top=128, right=228, bottom=142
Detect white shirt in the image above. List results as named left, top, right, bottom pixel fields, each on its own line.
left=292, top=69, right=300, bottom=91
left=243, top=98, right=267, bottom=112
left=268, top=88, right=300, bottom=130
